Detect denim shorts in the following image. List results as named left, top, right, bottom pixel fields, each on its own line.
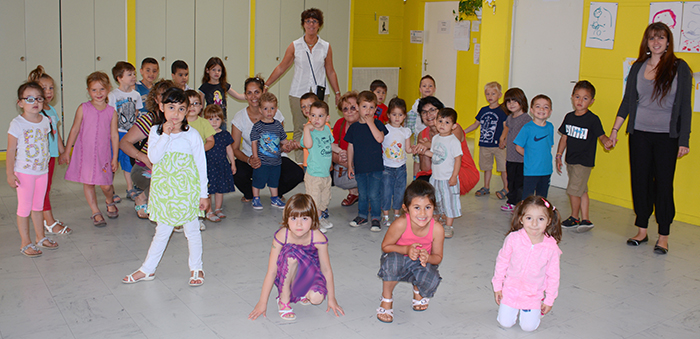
left=252, top=164, right=281, bottom=189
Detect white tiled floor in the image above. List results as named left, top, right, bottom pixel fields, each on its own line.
left=1, top=162, right=699, bottom=339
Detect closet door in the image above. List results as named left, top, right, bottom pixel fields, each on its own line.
left=135, top=0, right=167, bottom=77
left=195, top=0, right=224, bottom=90
left=0, top=0, right=26, bottom=150
left=95, top=0, right=127, bottom=76
left=166, top=0, right=195, bottom=88
left=60, top=0, right=95, bottom=126
left=25, top=0, right=62, bottom=119
left=223, top=0, right=250, bottom=114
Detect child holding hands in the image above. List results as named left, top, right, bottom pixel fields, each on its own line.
left=204, top=104, right=236, bottom=219
left=249, top=194, right=344, bottom=321
left=380, top=97, right=413, bottom=227
left=492, top=196, right=562, bottom=332
left=376, top=180, right=444, bottom=323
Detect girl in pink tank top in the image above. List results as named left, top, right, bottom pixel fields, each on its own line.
left=376, top=180, right=445, bottom=323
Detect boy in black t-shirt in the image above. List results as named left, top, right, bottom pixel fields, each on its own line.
left=556, top=81, right=613, bottom=232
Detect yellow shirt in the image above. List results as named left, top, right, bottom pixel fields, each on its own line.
left=188, top=117, right=216, bottom=143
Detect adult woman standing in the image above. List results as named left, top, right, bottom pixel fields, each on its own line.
left=332, top=92, right=360, bottom=206
left=231, top=77, right=304, bottom=201
left=265, top=8, right=342, bottom=163
left=611, top=22, right=692, bottom=254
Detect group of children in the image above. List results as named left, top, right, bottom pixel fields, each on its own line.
left=469, top=80, right=612, bottom=234
left=12, top=60, right=623, bottom=332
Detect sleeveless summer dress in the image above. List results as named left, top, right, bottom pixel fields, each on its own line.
left=273, top=228, right=328, bottom=303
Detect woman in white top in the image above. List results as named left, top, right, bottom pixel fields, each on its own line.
left=231, top=76, right=304, bottom=201
left=265, top=8, right=342, bottom=162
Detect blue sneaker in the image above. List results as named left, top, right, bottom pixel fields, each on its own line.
left=271, top=196, right=286, bottom=208
left=252, top=197, right=263, bottom=210
left=321, top=208, right=329, bottom=219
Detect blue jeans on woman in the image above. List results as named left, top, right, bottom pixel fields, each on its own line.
left=356, top=170, right=383, bottom=220
left=382, top=164, right=407, bottom=212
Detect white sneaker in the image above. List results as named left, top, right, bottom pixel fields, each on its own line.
left=320, top=218, right=333, bottom=231
left=381, top=215, right=391, bottom=227
left=444, top=225, right=454, bottom=238
left=199, top=220, right=206, bottom=231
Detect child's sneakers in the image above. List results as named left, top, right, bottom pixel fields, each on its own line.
left=500, top=203, right=515, bottom=212
left=370, top=219, right=381, bottom=232
left=319, top=218, right=332, bottom=233
left=349, top=216, right=368, bottom=227
left=561, top=216, right=580, bottom=230
left=199, top=219, right=206, bottom=231
left=444, top=225, right=454, bottom=238
left=321, top=208, right=329, bottom=219
left=381, top=215, right=391, bottom=227
left=576, top=220, right=594, bottom=233
left=271, top=196, right=285, bottom=209
left=252, top=197, right=263, bottom=210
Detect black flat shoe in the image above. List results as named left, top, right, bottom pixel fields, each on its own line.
left=626, top=236, right=648, bottom=246
left=653, top=241, right=668, bottom=255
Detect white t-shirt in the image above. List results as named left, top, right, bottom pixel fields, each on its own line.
left=108, top=88, right=144, bottom=133
left=411, top=98, right=427, bottom=137
left=231, top=107, right=285, bottom=157
left=382, top=125, right=412, bottom=168
left=8, top=115, right=51, bottom=175
left=430, top=134, right=462, bottom=180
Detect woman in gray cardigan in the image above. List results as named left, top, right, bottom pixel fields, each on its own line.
left=610, top=22, right=692, bottom=254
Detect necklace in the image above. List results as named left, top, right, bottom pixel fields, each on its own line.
left=305, top=36, right=318, bottom=48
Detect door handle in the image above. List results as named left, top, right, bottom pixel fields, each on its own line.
left=424, top=59, right=428, bottom=71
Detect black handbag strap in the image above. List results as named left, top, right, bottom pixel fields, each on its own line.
left=306, top=51, right=319, bottom=87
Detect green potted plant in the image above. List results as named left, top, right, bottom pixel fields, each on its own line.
left=453, top=0, right=483, bottom=21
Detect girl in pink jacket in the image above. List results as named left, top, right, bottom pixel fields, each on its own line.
left=492, top=196, right=562, bottom=332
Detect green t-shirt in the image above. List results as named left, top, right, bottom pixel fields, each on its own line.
left=301, top=125, right=334, bottom=178
left=189, top=117, right=216, bottom=143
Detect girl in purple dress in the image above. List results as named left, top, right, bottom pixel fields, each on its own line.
left=249, top=194, right=344, bottom=321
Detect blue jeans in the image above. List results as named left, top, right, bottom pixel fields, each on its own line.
left=382, top=165, right=407, bottom=212
left=356, top=171, right=382, bottom=220
left=523, top=175, right=551, bottom=199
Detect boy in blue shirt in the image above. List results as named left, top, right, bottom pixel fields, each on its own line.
left=555, top=81, right=612, bottom=232
left=135, top=57, right=159, bottom=115
left=345, top=91, right=388, bottom=232
left=514, top=95, right=554, bottom=198
left=464, top=82, right=508, bottom=198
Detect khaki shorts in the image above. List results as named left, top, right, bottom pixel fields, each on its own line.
left=479, top=146, right=506, bottom=172
left=566, top=164, right=592, bottom=197
left=304, top=173, right=332, bottom=212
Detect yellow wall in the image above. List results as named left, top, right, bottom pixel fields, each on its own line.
left=351, top=0, right=480, bottom=128
left=581, top=0, right=700, bottom=225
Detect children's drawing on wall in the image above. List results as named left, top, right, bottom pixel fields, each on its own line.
left=649, top=2, right=683, bottom=51
left=622, top=57, right=636, bottom=98
left=585, top=2, right=618, bottom=49
left=681, top=2, right=700, bottom=53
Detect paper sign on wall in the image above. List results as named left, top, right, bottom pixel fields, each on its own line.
left=681, top=2, right=700, bottom=52
left=410, top=30, right=423, bottom=44
left=585, top=2, right=618, bottom=49
left=438, top=20, right=450, bottom=34
left=473, top=44, right=480, bottom=64
left=694, top=72, right=700, bottom=111
left=379, top=16, right=389, bottom=35
left=622, top=57, right=636, bottom=97
left=454, top=21, right=470, bottom=51
left=650, top=2, right=683, bottom=51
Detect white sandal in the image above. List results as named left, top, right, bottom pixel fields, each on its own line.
left=376, top=297, right=394, bottom=323
left=35, top=237, right=58, bottom=250
left=44, top=220, right=72, bottom=235
left=123, top=270, right=155, bottom=284
left=276, top=298, right=296, bottom=320
left=189, top=269, right=205, bottom=287
left=412, top=289, right=430, bottom=311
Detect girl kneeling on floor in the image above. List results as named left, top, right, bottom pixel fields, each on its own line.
left=376, top=180, right=445, bottom=323
left=491, top=196, right=562, bottom=332
left=249, top=194, right=344, bottom=321
left=122, top=87, right=209, bottom=286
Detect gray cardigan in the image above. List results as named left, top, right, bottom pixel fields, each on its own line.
left=617, top=59, right=693, bottom=147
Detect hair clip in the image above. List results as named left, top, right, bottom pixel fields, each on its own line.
left=541, top=198, right=552, bottom=209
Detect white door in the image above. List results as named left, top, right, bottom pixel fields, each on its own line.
left=509, top=0, right=584, bottom=189
left=222, top=0, right=251, bottom=115
left=422, top=1, right=458, bottom=109
left=135, top=0, right=166, bottom=75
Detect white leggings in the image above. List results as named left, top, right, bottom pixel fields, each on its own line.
left=139, top=219, right=202, bottom=275
left=497, top=303, right=542, bottom=332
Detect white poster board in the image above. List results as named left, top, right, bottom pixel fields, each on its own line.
left=378, top=16, right=389, bottom=35
left=649, top=2, right=683, bottom=51
left=622, top=57, right=636, bottom=96
left=681, top=2, right=700, bottom=53
left=454, top=20, right=470, bottom=51
left=585, top=2, right=618, bottom=49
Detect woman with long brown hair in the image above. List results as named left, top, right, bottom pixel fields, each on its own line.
left=611, top=22, right=692, bottom=254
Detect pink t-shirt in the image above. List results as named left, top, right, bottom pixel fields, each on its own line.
left=396, top=215, right=434, bottom=254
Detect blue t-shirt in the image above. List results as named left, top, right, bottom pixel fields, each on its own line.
left=513, top=121, right=554, bottom=176
left=44, top=105, right=60, bottom=157
left=475, top=105, right=508, bottom=147
left=250, top=120, right=287, bottom=166
left=344, top=119, right=388, bottom=174
left=301, top=125, right=334, bottom=178
left=135, top=81, right=150, bottom=114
